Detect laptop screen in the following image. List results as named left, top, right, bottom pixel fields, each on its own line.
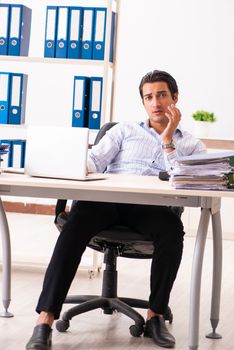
left=25, top=126, right=89, bottom=180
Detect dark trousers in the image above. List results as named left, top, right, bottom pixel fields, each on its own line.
left=36, top=202, right=185, bottom=319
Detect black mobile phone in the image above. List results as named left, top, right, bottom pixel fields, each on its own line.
left=158, top=171, right=170, bottom=181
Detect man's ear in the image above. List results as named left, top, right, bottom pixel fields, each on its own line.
left=173, top=93, right=178, bottom=104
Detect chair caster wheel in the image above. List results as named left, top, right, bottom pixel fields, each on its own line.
left=129, top=324, right=144, bottom=337
left=56, top=319, right=70, bottom=332
left=164, top=306, right=173, bottom=324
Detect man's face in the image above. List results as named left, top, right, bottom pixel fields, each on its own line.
left=142, top=81, right=178, bottom=127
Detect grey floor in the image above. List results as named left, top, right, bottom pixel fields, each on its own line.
left=0, top=214, right=234, bottom=350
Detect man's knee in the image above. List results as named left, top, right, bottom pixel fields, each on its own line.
left=152, top=211, right=185, bottom=246
left=63, top=201, right=119, bottom=234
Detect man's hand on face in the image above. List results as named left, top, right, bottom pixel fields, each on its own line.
left=161, top=104, right=181, bottom=144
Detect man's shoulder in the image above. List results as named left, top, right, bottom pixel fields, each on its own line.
left=117, top=120, right=140, bottom=126
left=175, top=127, right=207, bottom=151
left=176, top=126, right=195, bottom=139
left=106, top=120, right=146, bottom=138
left=116, top=120, right=145, bottom=129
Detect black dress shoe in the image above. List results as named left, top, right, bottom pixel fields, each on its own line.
left=144, top=315, right=175, bottom=348
left=26, top=324, right=52, bottom=350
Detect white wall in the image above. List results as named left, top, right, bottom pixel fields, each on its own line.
left=112, top=0, right=234, bottom=139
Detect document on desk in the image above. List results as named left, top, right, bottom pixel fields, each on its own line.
left=171, top=151, right=234, bottom=190
left=175, top=151, right=234, bottom=166
left=172, top=160, right=231, bottom=176
left=171, top=175, right=228, bottom=190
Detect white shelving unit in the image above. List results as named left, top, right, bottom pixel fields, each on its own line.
left=0, top=0, right=119, bottom=272
left=0, top=0, right=118, bottom=142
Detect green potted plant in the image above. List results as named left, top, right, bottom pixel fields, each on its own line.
left=192, top=110, right=217, bottom=137
left=192, top=110, right=217, bottom=123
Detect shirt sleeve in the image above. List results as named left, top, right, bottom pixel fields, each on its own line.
left=87, top=124, right=123, bottom=173
left=164, top=132, right=207, bottom=172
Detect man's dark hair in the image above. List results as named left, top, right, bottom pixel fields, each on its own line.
left=139, top=70, right=178, bottom=99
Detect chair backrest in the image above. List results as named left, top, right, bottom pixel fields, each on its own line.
left=93, top=122, right=117, bottom=145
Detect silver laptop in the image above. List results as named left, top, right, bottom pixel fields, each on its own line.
left=25, top=125, right=106, bottom=181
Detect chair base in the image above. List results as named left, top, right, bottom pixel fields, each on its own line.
left=56, top=295, right=173, bottom=337
left=56, top=295, right=146, bottom=336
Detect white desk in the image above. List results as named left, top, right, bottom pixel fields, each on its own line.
left=1, top=173, right=233, bottom=350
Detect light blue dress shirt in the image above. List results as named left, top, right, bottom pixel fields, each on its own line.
left=87, top=120, right=206, bottom=176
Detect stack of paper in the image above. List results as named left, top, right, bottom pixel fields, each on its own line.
left=171, top=151, right=234, bottom=190
left=0, top=144, right=9, bottom=174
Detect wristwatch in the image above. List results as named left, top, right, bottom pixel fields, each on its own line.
left=162, top=140, right=176, bottom=149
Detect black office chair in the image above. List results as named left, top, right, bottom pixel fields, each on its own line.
left=54, top=122, right=183, bottom=337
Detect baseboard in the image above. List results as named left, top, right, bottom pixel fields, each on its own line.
left=3, top=201, right=55, bottom=215
left=0, top=260, right=102, bottom=275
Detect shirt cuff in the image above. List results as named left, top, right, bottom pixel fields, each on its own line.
left=166, top=149, right=177, bottom=161
left=87, top=157, right=97, bottom=173
left=163, top=149, right=177, bottom=171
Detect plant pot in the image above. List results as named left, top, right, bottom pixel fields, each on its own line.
left=194, top=121, right=210, bottom=138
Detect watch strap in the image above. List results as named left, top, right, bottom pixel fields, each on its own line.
left=162, top=140, right=176, bottom=149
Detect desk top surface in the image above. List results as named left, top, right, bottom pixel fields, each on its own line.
left=0, top=172, right=234, bottom=199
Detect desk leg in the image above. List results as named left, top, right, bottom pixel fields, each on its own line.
left=0, top=198, right=13, bottom=317
left=188, top=208, right=210, bottom=350
left=206, top=210, right=222, bottom=339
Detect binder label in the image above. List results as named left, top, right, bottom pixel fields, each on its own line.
left=70, top=10, right=80, bottom=41
left=83, top=10, right=92, bottom=42
left=57, top=7, right=68, bottom=40
left=46, top=9, right=57, bottom=40
left=0, top=7, right=8, bottom=38
left=10, top=75, right=21, bottom=106
left=9, top=7, right=20, bottom=38
left=91, top=81, right=101, bottom=110
left=94, top=11, right=105, bottom=42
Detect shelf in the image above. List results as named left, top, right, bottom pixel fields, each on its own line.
left=0, top=55, right=113, bottom=67
left=0, top=125, right=27, bottom=140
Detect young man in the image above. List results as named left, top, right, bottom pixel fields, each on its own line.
left=26, top=70, right=206, bottom=349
